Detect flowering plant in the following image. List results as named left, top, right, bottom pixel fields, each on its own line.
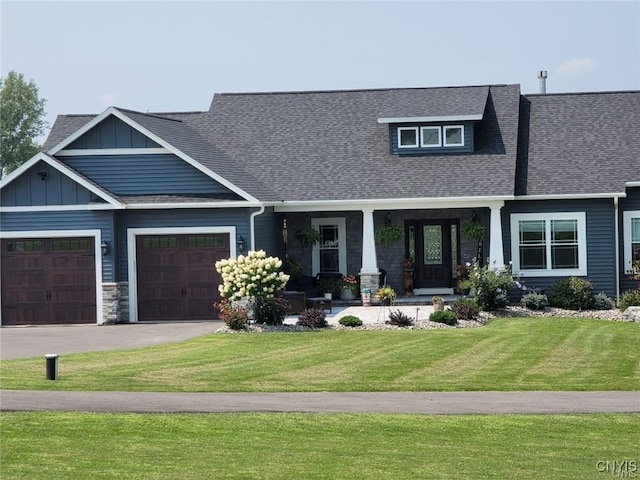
left=215, top=250, right=290, bottom=303
left=342, top=274, right=358, bottom=294
left=468, top=260, right=525, bottom=311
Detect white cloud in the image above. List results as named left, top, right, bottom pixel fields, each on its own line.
left=98, top=92, right=118, bottom=107
left=558, top=58, right=595, bottom=76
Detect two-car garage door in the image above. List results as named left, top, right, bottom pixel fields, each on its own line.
left=1, top=237, right=97, bottom=325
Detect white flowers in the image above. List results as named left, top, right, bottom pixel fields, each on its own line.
left=215, top=250, right=290, bottom=301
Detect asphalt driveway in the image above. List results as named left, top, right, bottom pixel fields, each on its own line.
left=0, top=321, right=224, bottom=360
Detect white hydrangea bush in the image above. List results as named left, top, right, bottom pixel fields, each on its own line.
left=215, top=250, right=290, bottom=302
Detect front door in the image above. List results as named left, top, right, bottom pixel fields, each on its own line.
left=408, top=220, right=459, bottom=289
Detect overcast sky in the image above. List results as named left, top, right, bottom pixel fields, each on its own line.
left=2, top=1, right=639, bottom=142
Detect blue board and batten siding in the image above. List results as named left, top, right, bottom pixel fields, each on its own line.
left=63, top=154, right=237, bottom=196
left=502, top=198, right=616, bottom=296
left=67, top=115, right=162, bottom=149
left=0, top=210, right=116, bottom=282
left=620, top=187, right=640, bottom=293
left=1, top=161, right=97, bottom=206
left=253, top=207, right=280, bottom=256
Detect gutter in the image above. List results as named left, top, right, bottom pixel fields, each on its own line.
left=249, top=205, right=266, bottom=250
left=614, top=196, right=621, bottom=305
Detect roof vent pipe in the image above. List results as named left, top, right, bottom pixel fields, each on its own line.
left=538, top=70, right=548, bottom=94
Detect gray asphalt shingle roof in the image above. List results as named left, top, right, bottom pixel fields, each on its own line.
left=41, top=84, right=638, bottom=203
left=518, top=91, right=640, bottom=196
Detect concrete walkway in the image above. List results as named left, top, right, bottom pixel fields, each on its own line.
left=1, top=390, right=638, bottom=414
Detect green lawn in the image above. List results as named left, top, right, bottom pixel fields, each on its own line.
left=1, top=318, right=639, bottom=392
left=2, top=412, right=638, bottom=480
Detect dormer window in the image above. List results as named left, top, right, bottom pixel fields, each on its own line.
left=398, top=127, right=419, bottom=148
left=444, top=126, right=464, bottom=146
left=396, top=124, right=467, bottom=152
left=420, top=126, right=441, bottom=147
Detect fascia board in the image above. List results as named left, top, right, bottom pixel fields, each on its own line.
left=47, top=106, right=119, bottom=155
left=513, top=192, right=627, bottom=200
left=377, top=114, right=483, bottom=124
left=273, top=196, right=512, bottom=212
left=0, top=152, right=44, bottom=188
left=124, top=201, right=262, bottom=209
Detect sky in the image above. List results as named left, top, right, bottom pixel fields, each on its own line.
left=1, top=0, right=639, bottom=142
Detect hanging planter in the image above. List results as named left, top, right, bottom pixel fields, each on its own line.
left=461, top=220, right=487, bottom=242
left=295, top=226, right=321, bottom=248
left=374, top=224, right=403, bottom=246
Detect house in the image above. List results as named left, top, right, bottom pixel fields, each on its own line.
left=1, top=83, right=638, bottom=325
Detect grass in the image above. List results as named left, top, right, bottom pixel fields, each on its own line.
left=1, top=318, right=639, bottom=392
left=2, top=412, right=639, bottom=479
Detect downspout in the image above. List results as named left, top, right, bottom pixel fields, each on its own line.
left=614, top=196, right=620, bottom=305
left=249, top=205, right=266, bottom=251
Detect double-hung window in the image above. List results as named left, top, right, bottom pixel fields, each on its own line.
left=510, top=212, right=587, bottom=276
left=623, top=211, right=640, bottom=275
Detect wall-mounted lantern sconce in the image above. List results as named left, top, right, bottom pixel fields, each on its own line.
left=237, top=236, right=245, bottom=254
left=37, top=170, right=49, bottom=181
left=101, top=241, right=110, bottom=257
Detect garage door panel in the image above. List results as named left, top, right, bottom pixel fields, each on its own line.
left=1, top=238, right=96, bottom=325
left=136, top=233, right=229, bottom=321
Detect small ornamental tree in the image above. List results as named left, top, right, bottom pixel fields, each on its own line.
left=215, top=250, right=290, bottom=322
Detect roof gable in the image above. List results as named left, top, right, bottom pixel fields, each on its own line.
left=0, top=152, right=122, bottom=210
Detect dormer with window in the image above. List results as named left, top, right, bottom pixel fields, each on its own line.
left=378, top=85, right=488, bottom=156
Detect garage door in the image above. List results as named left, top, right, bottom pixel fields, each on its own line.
left=136, top=233, right=229, bottom=321
left=1, top=237, right=97, bottom=325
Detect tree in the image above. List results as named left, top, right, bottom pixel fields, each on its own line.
left=0, top=71, right=47, bottom=176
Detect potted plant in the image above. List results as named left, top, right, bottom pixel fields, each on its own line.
left=317, top=277, right=343, bottom=299
left=457, top=278, right=472, bottom=295
left=374, top=224, right=403, bottom=246
left=295, top=226, right=321, bottom=248
left=432, top=295, right=445, bottom=311
left=461, top=219, right=486, bottom=262
left=341, top=275, right=358, bottom=300
left=376, top=285, right=396, bottom=306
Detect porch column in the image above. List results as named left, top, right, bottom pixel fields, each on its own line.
left=488, top=203, right=505, bottom=267
left=360, top=208, right=378, bottom=274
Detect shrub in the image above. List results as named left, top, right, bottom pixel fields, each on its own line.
left=549, top=277, right=593, bottom=310
left=450, top=297, right=480, bottom=320
left=256, top=296, right=291, bottom=325
left=214, top=300, right=249, bottom=330
left=468, top=261, right=520, bottom=311
left=297, top=308, right=328, bottom=328
left=619, top=286, right=640, bottom=311
left=429, top=310, right=458, bottom=325
left=592, top=292, right=613, bottom=310
left=215, top=250, right=289, bottom=302
left=386, top=309, right=414, bottom=327
left=520, top=292, right=549, bottom=311
left=338, top=315, right=363, bottom=327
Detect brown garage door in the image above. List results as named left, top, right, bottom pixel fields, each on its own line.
left=1, top=238, right=97, bottom=325
left=136, top=234, right=229, bottom=321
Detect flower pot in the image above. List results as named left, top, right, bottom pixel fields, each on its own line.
left=433, top=300, right=444, bottom=311
left=381, top=299, right=391, bottom=306
left=324, top=292, right=332, bottom=300
left=340, top=288, right=355, bottom=301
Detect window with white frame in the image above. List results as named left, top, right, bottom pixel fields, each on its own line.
left=623, top=211, right=640, bottom=275
left=398, top=127, right=419, bottom=148
left=311, top=217, right=347, bottom=274
left=420, top=126, right=441, bottom=147
left=398, top=125, right=464, bottom=149
left=510, top=212, right=587, bottom=276
left=443, top=125, right=464, bottom=146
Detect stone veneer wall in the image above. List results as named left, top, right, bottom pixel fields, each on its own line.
left=101, top=282, right=129, bottom=324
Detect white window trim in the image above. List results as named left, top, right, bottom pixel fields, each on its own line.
left=420, top=126, right=442, bottom=148
left=510, top=212, right=587, bottom=277
left=311, top=217, right=347, bottom=275
left=398, top=127, right=419, bottom=148
left=623, top=210, right=640, bottom=275
left=443, top=125, right=465, bottom=146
